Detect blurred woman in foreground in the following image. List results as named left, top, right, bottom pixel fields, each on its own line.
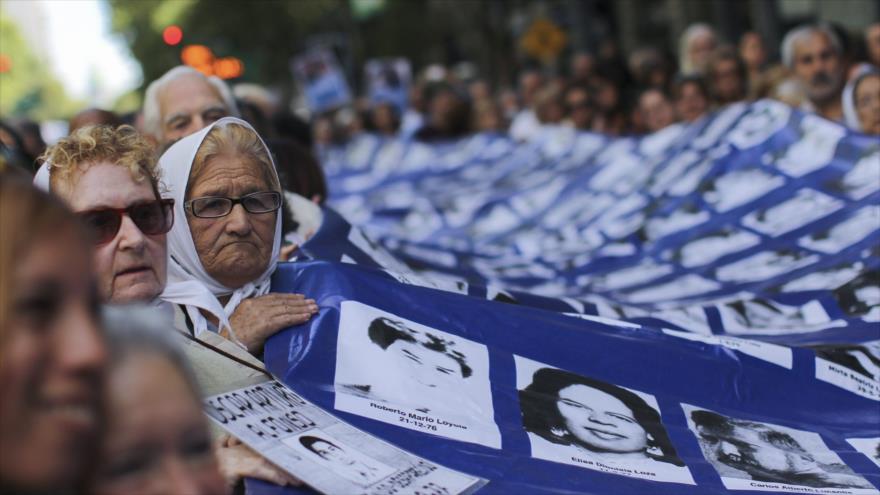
left=88, top=306, right=227, bottom=495
left=0, top=172, right=107, bottom=493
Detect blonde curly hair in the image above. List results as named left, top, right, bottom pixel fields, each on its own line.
left=40, top=125, right=161, bottom=199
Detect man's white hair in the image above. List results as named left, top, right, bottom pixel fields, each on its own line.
left=142, top=65, right=240, bottom=140
left=781, top=24, right=842, bottom=68
left=678, top=23, right=717, bottom=75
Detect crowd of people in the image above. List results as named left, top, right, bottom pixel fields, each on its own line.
left=0, top=19, right=878, bottom=495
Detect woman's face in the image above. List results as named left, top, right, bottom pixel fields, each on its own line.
left=556, top=384, right=648, bottom=454
left=187, top=153, right=277, bottom=289
left=67, top=162, right=168, bottom=303
left=0, top=227, right=106, bottom=491
left=90, top=353, right=226, bottom=495
left=855, top=74, right=880, bottom=135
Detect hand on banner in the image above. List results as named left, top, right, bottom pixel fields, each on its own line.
left=279, top=243, right=299, bottom=262
left=228, top=293, right=319, bottom=353
left=216, top=434, right=303, bottom=488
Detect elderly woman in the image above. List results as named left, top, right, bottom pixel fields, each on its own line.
left=0, top=173, right=107, bottom=493
left=38, top=124, right=298, bottom=487
left=159, top=117, right=317, bottom=353
left=38, top=125, right=171, bottom=304
left=842, top=65, right=880, bottom=135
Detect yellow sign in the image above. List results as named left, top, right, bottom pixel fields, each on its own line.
left=521, top=19, right=567, bottom=61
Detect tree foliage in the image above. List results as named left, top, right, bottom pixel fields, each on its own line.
left=109, top=0, right=517, bottom=95
left=109, top=0, right=347, bottom=90
left=0, top=15, right=79, bottom=120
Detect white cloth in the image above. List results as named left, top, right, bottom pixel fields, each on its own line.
left=33, top=162, right=50, bottom=191
left=509, top=109, right=541, bottom=142
left=157, top=117, right=282, bottom=339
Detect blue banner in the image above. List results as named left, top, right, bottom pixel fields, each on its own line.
left=260, top=101, right=880, bottom=494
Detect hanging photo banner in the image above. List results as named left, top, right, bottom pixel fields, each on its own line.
left=250, top=100, right=879, bottom=494
left=364, top=58, right=411, bottom=113
left=291, top=48, right=352, bottom=114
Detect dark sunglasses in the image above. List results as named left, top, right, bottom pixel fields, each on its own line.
left=78, top=199, right=175, bottom=245
left=185, top=191, right=282, bottom=219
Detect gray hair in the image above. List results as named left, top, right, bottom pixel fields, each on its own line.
left=142, top=66, right=240, bottom=141
left=102, top=305, right=201, bottom=396
left=781, top=24, right=842, bottom=68
left=678, top=23, right=717, bottom=75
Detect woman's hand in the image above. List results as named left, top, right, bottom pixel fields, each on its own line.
left=216, top=435, right=302, bottom=489
left=227, top=293, right=318, bottom=353
left=279, top=243, right=299, bottom=262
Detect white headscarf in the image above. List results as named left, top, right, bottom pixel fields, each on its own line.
left=157, top=117, right=282, bottom=339
left=33, top=161, right=51, bottom=191
left=842, top=64, right=880, bottom=132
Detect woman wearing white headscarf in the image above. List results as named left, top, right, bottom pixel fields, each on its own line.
left=842, top=64, right=880, bottom=135
left=158, top=117, right=318, bottom=353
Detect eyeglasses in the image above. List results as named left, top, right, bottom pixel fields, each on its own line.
left=185, top=191, right=282, bottom=218
left=78, top=199, right=175, bottom=245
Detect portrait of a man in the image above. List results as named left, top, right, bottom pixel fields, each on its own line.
left=334, top=301, right=500, bottom=448
left=687, top=407, right=873, bottom=489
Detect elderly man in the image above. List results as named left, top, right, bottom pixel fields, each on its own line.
left=781, top=24, right=845, bottom=121
left=143, top=66, right=239, bottom=148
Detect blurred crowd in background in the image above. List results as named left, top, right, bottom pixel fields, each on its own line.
left=1, top=7, right=879, bottom=495
left=2, top=20, right=880, bottom=180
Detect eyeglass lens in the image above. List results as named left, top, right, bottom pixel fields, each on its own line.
left=81, top=201, right=173, bottom=244
left=191, top=192, right=280, bottom=217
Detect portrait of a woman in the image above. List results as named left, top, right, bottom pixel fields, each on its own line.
left=519, top=367, right=685, bottom=467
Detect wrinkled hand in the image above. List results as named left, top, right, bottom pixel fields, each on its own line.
left=228, top=293, right=318, bottom=353
left=216, top=435, right=302, bottom=489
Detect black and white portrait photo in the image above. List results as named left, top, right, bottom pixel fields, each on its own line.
left=833, top=270, right=880, bottom=322
left=701, top=167, right=785, bottom=213
left=684, top=405, right=875, bottom=492
left=846, top=438, right=880, bottom=470
left=716, top=297, right=841, bottom=335
left=811, top=341, right=880, bottom=401
left=665, top=227, right=761, bottom=268
left=715, top=249, right=818, bottom=284
left=515, top=356, right=695, bottom=485
left=334, top=301, right=501, bottom=448
left=798, top=206, right=880, bottom=255
left=283, top=431, right=395, bottom=487
left=741, top=188, right=843, bottom=237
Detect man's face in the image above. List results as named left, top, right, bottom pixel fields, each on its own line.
left=66, top=163, right=168, bottom=303
left=792, top=32, right=843, bottom=104
left=158, top=74, right=229, bottom=145
left=701, top=425, right=820, bottom=481
left=383, top=321, right=465, bottom=390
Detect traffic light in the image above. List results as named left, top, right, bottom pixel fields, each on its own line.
left=180, top=45, right=244, bottom=79
left=163, top=25, right=183, bottom=46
